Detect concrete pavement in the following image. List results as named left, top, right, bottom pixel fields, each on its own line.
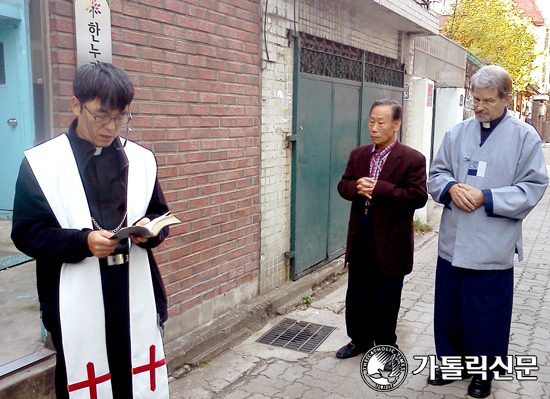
left=168, top=157, right=550, bottom=398
left=0, top=219, right=42, bottom=367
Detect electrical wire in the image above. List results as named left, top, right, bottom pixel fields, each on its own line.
left=264, top=0, right=270, bottom=61
left=294, top=0, right=297, bottom=34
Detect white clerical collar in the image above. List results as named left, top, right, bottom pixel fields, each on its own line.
left=94, top=147, right=103, bottom=156
left=482, top=122, right=490, bottom=129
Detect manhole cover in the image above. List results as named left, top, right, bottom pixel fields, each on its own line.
left=256, top=318, right=336, bottom=354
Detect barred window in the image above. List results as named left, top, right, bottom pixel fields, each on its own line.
left=299, top=33, right=404, bottom=88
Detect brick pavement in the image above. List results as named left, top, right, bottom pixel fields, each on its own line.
left=169, top=149, right=550, bottom=399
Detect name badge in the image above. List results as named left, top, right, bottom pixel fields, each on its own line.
left=467, top=160, right=487, bottom=177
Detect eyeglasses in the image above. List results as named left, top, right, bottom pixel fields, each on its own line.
left=82, top=104, right=132, bottom=125
left=472, top=98, right=497, bottom=107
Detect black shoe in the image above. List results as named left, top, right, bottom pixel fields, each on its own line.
left=336, top=342, right=371, bottom=359
left=427, top=368, right=470, bottom=386
left=381, top=344, right=398, bottom=371
left=468, top=377, right=492, bottom=398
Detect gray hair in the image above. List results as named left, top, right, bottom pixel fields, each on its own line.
left=471, top=65, right=512, bottom=99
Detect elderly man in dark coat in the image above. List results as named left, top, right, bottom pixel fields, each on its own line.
left=336, top=99, right=428, bottom=360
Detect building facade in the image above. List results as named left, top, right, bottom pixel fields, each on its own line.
left=1, top=0, right=442, bottom=387
left=1, top=0, right=263, bottom=348
left=259, top=0, right=438, bottom=291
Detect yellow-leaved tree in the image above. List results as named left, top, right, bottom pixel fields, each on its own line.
left=443, top=0, right=539, bottom=93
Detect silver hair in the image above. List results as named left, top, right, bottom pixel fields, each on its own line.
left=471, top=65, right=512, bottom=99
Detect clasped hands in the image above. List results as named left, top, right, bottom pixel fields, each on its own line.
left=357, top=178, right=484, bottom=212
left=448, top=183, right=485, bottom=212
left=87, top=217, right=151, bottom=258
left=357, top=177, right=377, bottom=199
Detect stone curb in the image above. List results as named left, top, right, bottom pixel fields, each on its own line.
left=164, top=258, right=346, bottom=374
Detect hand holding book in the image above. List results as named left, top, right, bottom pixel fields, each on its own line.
left=112, top=212, right=181, bottom=240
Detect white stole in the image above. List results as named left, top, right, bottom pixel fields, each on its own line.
left=25, top=135, right=169, bottom=399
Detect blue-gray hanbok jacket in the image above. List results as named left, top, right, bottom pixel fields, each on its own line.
left=428, top=110, right=548, bottom=270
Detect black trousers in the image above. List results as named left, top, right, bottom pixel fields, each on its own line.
left=434, top=256, right=513, bottom=378
left=345, top=213, right=405, bottom=348
left=50, top=261, right=133, bottom=399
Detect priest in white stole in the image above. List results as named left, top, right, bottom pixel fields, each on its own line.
left=12, top=62, right=170, bottom=399
left=427, top=65, right=548, bottom=398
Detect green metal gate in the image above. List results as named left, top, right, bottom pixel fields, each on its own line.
left=289, top=33, right=404, bottom=279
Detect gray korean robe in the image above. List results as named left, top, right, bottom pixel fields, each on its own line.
left=428, top=110, right=548, bottom=270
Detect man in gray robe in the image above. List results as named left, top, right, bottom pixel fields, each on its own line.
left=427, top=65, right=548, bottom=398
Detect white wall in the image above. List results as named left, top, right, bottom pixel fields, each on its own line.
left=408, top=77, right=435, bottom=223
left=259, top=1, right=294, bottom=293
left=433, top=87, right=465, bottom=160
left=408, top=78, right=434, bottom=160
left=532, top=25, right=549, bottom=95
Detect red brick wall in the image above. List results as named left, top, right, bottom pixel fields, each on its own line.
left=48, top=0, right=261, bottom=319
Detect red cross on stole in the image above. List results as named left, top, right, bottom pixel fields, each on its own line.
left=132, top=345, right=167, bottom=391
left=67, top=362, right=111, bottom=399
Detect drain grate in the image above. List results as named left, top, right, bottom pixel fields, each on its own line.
left=256, top=318, right=336, bottom=354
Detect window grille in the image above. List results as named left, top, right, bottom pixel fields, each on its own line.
left=299, top=32, right=404, bottom=88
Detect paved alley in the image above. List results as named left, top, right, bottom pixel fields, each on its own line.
left=168, top=150, right=550, bottom=399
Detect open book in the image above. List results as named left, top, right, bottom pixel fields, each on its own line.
left=112, top=212, right=181, bottom=240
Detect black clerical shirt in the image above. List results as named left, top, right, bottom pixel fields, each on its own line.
left=480, top=109, right=507, bottom=146
left=11, top=119, right=170, bottom=333
left=67, top=119, right=130, bottom=254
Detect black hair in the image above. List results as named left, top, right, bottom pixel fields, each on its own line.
left=370, top=99, right=402, bottom=122
left=73, top=62, right=134, bottom=111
